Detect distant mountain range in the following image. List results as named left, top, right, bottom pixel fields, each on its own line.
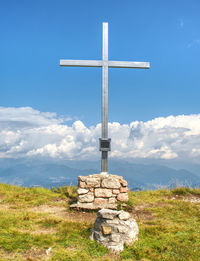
left=0, top=158, right=199, bottom=190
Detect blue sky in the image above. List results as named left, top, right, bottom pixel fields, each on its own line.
left=1, top=1, right=200, bottom=164
left=1, top=0, right=200, bottom=126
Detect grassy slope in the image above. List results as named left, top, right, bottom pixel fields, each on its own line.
left=0, top=184, right=199, bottom=261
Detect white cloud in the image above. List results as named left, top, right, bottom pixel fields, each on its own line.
left=178, top=19, right=184, bottom=29
left=1, top=107, right=200, bottom=162
left=0, top=107, right=66, bottom=129
left=187, top=39, right=200, bottom=48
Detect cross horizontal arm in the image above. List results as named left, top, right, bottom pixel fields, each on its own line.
left=60, top=59, right=102, bottom=67
left=108, top=61, right=150, bottom=69
left=60, top=60, right=150, bottom=69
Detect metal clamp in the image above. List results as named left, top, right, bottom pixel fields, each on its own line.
left=99, top=138, right=111, bottom=151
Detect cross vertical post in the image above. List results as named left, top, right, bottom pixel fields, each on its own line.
left=101, top=22, right=109, bottom=173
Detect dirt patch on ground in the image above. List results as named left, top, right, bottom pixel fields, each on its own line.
left=50, top=198, right=68, bottom=206
left=132, top=203, right=154, bottom=221
left=0, top=247, right=53, bottom=261
left=133, top=203, right=153, bottom=211
left=24, top=247, right=49, bottom=261
left=170, top=195, right=200, bottom=205
left=133, top=210, right=154, bottom=221
left=62, top=210, right=96, bottom=223
left=182, top=195, right=200, bottom=204
left=0, top=247, right=49, bottom=261
left=0, top=195, right=5, bottom=202
left=0, top=249, right=17, bottom=260
left=29, top=205, right=96, bottom=223
left=155, top=201, right=171, bottom=207
left=19, top=227, right=58, bottom=235
left=0, top=203, right=11, bottom=210
left=30, top=205, right=67, bottom=218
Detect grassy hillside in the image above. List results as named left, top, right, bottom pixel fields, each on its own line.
left=0, top=184, right=199, bottom=261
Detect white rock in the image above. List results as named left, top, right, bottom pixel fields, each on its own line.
left=97, top=209, right=121, bottom=219
left=112, top=189, right=120, bottom=194
left=120, top=179, right=128, bottom=187
left=106, top=219, right=119, bottom=225
left=117, top=193, right=129, bottom=202
left=92, top=209, right=139, bottom=253
left=78, top=176, right=87, bottom=182
left=86, top=177, right=101, bottom=188
left=108, top=197, right=116, bottom=204
left=107, top=242, right=124, bottom=253
left=77, top=188, right=89, bottom=194
left=118, top=211, right=130, bottom=220
left=116, top=225, right=129, bottom=234
left=94, top=231, right=108, bottom=243
left=102, top=178, right=121, bottom=189
left=78, top=192, right=94, bottom=203
left=46, top=247, right=52, bottom=255
left=110, top=233, right=121, bottom=243
left=95, top=188, right=112, bottom=198
left=94, top=198, right=108, bottom=205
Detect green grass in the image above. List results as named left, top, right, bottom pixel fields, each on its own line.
left=0, top=183, right=199, bottom=260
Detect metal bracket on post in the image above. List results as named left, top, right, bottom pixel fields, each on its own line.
left=99, top=138, right=111, bottom=152
left=100, top=138, right=111, bottom=174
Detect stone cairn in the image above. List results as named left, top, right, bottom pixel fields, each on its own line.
left=70, top=173, right=129, bottom=210
left=90, top=208, right=139, bottom=253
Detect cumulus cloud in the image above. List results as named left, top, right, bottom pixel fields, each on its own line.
left=1, top=107, right=200, bottom=162
left=187, top=39, right=200, bottom=48
left=0, top=107, right=66, bottom=129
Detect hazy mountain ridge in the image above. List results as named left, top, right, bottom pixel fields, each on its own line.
left=0, top=159, right=199, bottom=190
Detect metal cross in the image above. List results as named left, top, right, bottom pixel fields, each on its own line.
left=60, top=22, right=150, bottom=174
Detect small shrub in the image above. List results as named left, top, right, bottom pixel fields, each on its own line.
left=51, top=185, right=77, bottom=199
left=116, top=199, right=133, bottom=211
left=172, top=187, right=198, bottom=195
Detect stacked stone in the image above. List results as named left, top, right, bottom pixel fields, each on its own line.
left=71, top=173, right=128, bottom=209
left=90, top=209, right=139, bottom=253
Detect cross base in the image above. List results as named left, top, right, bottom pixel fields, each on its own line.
left=70, top=173, right=129, bottom=210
